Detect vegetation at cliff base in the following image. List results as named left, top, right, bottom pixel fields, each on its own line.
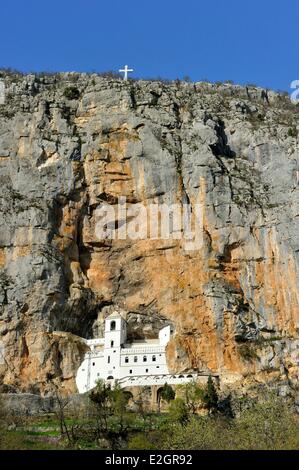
left=0, top=380, right=298, bottom=450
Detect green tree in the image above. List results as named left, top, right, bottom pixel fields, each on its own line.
left=161, top=415, right=229, bottom=450
left=89, top=381, right=135, bottom=449
left=203, top=376, right=218, bottom=413
left=134, top=389, right=152, bottom=430
left=162, top=395, right=299, bottom=450
left=109, top=383, right=131, bottom=433
left=232, top=395, right=299, bottom=450
left=178, top=381, right=205, bottom=414
left=158, top=383, right=175, bottom=412
left=89, top=379, right=111, bottom=435
left=168, top=398, right=189, bottom=426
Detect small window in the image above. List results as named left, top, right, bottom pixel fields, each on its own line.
left=110, top=340, right=114, bottom=347
left=125, top=356, right=129, bottom=363
left=152, top=355, right=156, bottom=362
left=92, top=362, right=95, bottom=366
left=145, top=368, right=148, bottom=373
left=110, top=321, right=116, bottom=331
left=107, top=375, right=114, bottom=380
left=156, top=366, right=160, bottom=369
left=143, top=356, right=147, bottom=362
left=97, top=373, right=100, bottom=376
left=107, top=356, right=110, bottom=364
left=134, top=356, right=138, bottom=363
left=129, top=369, right=132, bottom=374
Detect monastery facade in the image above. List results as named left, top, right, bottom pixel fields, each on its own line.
left=76, top=311, right=200, bottom=393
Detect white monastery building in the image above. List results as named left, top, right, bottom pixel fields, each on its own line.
left=76, top=311, right=200, bottom=393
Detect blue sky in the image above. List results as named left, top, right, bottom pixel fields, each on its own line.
left=0, top=0, right=298, bottom=91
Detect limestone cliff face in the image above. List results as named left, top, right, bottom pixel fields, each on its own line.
left=0, top=72, right=298, bottom=395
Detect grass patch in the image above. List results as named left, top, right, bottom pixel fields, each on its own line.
left=0, top=430, right=61, bottom=450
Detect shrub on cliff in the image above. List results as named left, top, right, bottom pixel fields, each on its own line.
left=288, top=127, right=298, bottom=138
left=63, top=86, right=80, bottom=100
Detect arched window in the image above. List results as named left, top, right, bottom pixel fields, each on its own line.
left=107, top=375, right=114, bottom=379
left=107, top=356, right=110, bottom=364
left=134, top=356, right=138, bottom=362
left=125, top=356, right=129, bottom=363
left=152, top=355, right=156, bottom=362
left=143, top=356, right=147, bottom=362
left=110, top=321, right=116, bottom=331
left=110, top=340, right=114, bottom=347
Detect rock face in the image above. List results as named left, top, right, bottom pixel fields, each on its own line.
left=0, top=72, right=298, bottom=396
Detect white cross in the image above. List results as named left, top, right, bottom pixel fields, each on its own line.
left=119, top=65, right=134, bottom=81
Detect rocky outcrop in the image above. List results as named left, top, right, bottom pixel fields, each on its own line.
left=0, top=72, right=298, bottom=396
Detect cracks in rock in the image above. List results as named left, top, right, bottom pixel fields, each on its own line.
left=211, top=152, right=268, bottom=218
left=128, top=84, right=137, bottom=109
left=172, top=106, right=194, bottom=220
left=209, top=119, right=236, bottom=159
left=203, top=226, right=212, bottom=253
left=21, top=336, right=29, bottom=358
left=207, top=118, right=270, bottom=218
left=149, top=90, right=161, bottom=106
left=220, top=241, right=244, bottom=264
left=52, top=343, right=63, bottom=377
